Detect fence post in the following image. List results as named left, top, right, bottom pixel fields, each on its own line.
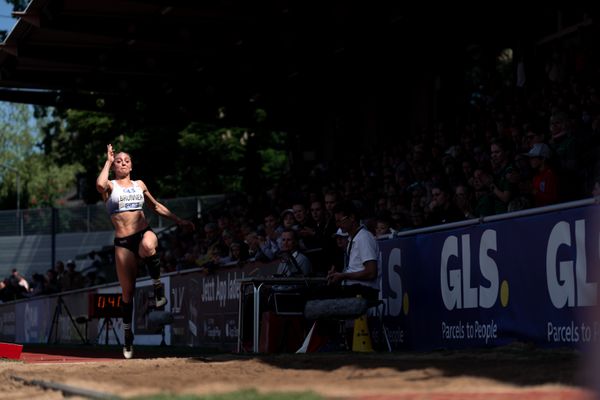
left=51, top=207, right=57, bottom=269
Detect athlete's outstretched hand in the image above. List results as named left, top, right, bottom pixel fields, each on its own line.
left=107, top=144, right=115, bottom=164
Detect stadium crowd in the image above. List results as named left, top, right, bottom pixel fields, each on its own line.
left=151, top=44, right=600, bottom=276
left=1, top=43, right=600, bottom=301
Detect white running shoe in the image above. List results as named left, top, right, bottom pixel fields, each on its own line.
left=123, top=329, right=134, bottom=359
left=123, top=345, right=134, bottom=359
left=153, top=283, right=167, bottom=308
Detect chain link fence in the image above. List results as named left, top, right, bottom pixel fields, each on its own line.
left=0, top=194, right=225, bottom=236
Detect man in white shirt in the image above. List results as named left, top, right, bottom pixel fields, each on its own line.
left=326, top=201, right=380, bottom=300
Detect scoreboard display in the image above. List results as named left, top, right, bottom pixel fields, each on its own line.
left=88, top=293, right=123, bottom=318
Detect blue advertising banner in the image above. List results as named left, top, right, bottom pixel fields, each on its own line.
left=379, top=204, right=599, bottom=351
left=15, top=296, right=52, bottom=343
left=0, top=302, right=15, bottom=342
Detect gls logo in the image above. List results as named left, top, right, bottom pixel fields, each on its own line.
left=385, top=248, right=405, bottom=317
left=441, top=230, right=499, bottom=310
left=547, top=220, right=597, bottom=308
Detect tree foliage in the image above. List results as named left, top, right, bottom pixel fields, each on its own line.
left=0, top=103, right=84, bottom=209
left=5, top=0, right=27, bottom=11
left=32, top=106, right=289, bottom=205
left=0, top=98, right=289, bottom=210
left=25, top=154, right=84, bottom=208
left=170, top=117, right=288, bottom=196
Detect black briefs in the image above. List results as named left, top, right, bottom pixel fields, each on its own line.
left=114, top=226, right=153, bottom=256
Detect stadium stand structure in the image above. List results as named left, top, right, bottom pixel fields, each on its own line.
left=0, top=231, right=114, bottom=279
left=0, top=195, right=218, bottom=281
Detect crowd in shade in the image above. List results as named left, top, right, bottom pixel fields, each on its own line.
left=2, top=44, right=600, bottom=301
left=151, top=47, right=600, bottom=278
left=0, top=258, right=108, bottom=302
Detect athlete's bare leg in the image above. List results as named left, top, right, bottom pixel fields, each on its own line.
left=140, top=230, right=166, bottom=307
left=115, top=246, right=137, bottom=359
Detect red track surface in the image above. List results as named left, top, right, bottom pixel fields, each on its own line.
left=358, top=391, right=595, bottom=400
left=20, top=351, right=120, bottom=363
left=16, top=345, right=191, bottom=363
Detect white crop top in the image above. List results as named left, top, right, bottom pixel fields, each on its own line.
left=106, top=180, right=145, bottom=215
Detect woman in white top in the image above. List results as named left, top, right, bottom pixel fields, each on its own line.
left=96, top=144, right=194, bottom=359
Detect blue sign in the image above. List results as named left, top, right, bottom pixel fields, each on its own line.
left=379, top=205, right=600, bottom=351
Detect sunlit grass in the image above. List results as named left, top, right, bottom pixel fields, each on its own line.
left=132, top=389, right=323, bottom=400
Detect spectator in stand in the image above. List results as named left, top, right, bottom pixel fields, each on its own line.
left=306, top=199, right=330, bottom=273
left=527, top=143, right=559, bottom=207
left=514, top=151, right=533, bottom=183
left=0, top=279, right=8, bottom=302
left=84, top=270, right=106, bottom=287
left=374, top=196, right=389, bottom=217
left=461, top=159, right=475, bottom=187
left=472, top=145, right=489, bottom=169
left=162, top=250, right=178, bottom=273
left=264, top=211, right=283, bottom=236
left=293, top=202, right=319, bottom=249
left=375, top=217, right=396, bottom=240
left=276, top=229, right=312, bottom=277
left=549, top=112, right=581, bottom=201
left=524, top=124, right=546, bottom=149
left=331, top=228, right=349, bottom=272
left=281, top=209, right=297, bottom=230
left=11, top=269, right=29, bottom=293
left=220, top=230, right=236, bottom=255
left=215, top=241, right=249, bottom=267
left=29, top=273, right=46, bottom=297
left=245, top=231, right=267, bottom=262
left=454, top=184, right=476, bottom=219
left=217, top=214, right=233, bottom=235
left=472, top=168, right=496, bottom=217
left=408, top=182, right=427, bottom=217
left=509, top=124, right=525, bottom=155
left=1, top=273, right=27, bottom=301
left=488, top=139, right=517, bottom=214
left=44, top=269, right=61, bottom=294
left=258, top=214, right=281, bottom=261
left=324, top=190, right=339, bottom=219
left=309, top=200, right=328, bottom=242
left=61, top=260, right=84, bottom=291
left=407, top=209, right=426, bottom=230
left=179, top=252, right=201, bottom=270
left=292, top=202, right=309, bottom=227
left=278, top=209, right=298, bottom=249
left=425, top=183, right=464, bottom=226
left=203, top=222, right=228, bottom=259
left=321, top=191, right=341, bottom=269
left=54, top=260, right=65, bottom=288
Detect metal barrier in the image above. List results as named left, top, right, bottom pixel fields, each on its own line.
left=394, top=197, right=596, bottom=237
